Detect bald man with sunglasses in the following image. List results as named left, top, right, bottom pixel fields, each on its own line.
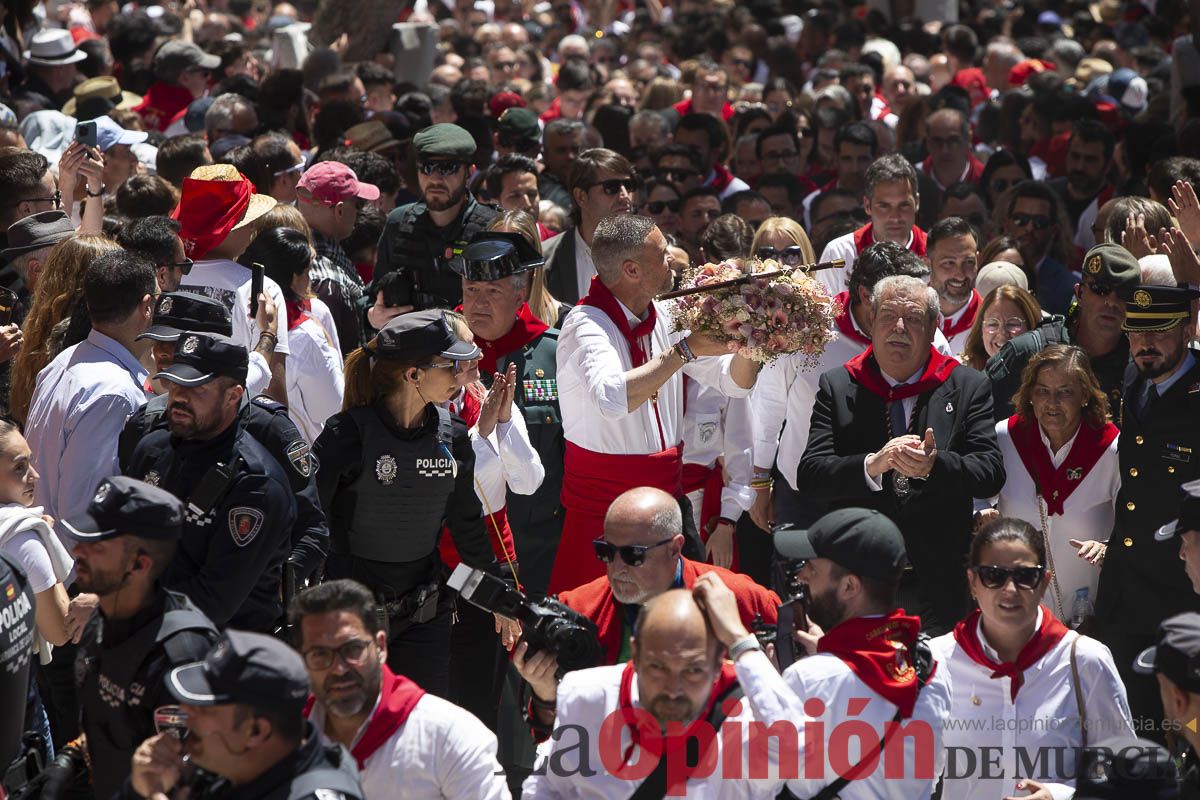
left=513, top=486, right=779, bottom=735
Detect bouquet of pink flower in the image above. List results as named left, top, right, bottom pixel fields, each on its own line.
left=668, top=258, right=841, bottom=366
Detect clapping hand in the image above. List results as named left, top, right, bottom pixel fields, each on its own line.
left=891, top=428, right=937, bottom=479
left=477, top=363, right=516, bottom=438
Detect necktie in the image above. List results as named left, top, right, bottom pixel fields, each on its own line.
left=889, top=390, right=909, bottom=437
left=1139, top=381, right=1159, bottom=419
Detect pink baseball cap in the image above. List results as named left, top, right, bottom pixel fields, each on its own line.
left=296, top=161, right=380, bottom=204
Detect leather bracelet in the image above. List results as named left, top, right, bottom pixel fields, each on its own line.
left=728, top=633, right=762, bottom=662
left=531, top=692, right=556, bottom=713
left=674, top=339, right=697, bottom=363
left=257, top=331, right=278, bottom=349
left=717, top=516, right=737, bottom=527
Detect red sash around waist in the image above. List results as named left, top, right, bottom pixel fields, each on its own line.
left=561, top=441, right=684, bottom=516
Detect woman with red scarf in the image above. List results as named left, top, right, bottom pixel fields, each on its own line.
left=977, top=345, right=1119, bottom=620
left=932, top=517, right=1135, bottom=800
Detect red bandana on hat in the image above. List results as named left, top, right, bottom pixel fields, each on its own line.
left=171, top=173, right=253, bottom=261
left=952, top=606, right=1068, bottom=702
left=816, top=610, right=927, bottom=718
left=1006, top=414, right=1118, bottom=515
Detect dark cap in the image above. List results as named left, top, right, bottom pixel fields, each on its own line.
left=2, top=211, right=74, bottom=259
left=774, top=508, right=907, bottom=581
left=138, top=292, right=233, bottom=342
left=457, top=234, right=545, bottom=281
left=375, top=309, right=482, bottom=361
left=1156, top=479, right=1200, bottom=542
left=1080, top=243, right=1141, bottom=290
left=154, top=40, right=221, bottom=84
left=61, top=476, right=184, bottom=542
left=154, top=332, right=249, bottom=387
left=412, top=123, right=476, bottom=161
left=1073, top=739, right=1179, bottom=799
left=1134, top=612, right=1200, bottom=693
left=1121, top=284, right=1200, bottom=332
left=497, top=107, right=540, bottom=143
left=168, top=630, right=310, bottom=714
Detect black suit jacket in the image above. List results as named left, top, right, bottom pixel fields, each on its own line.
left=543, top=226, right=581, bottom=305
left=797, top=355, right=1005, bottom=629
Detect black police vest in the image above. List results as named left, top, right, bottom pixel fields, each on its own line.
left=77, top=592, right=216, bottom=800
left=287, top=744, right=363, bottom=800
left=0, top=551, right=34, bottom=767
left=386, top=200, right=496, bottom=310
left=343, top=405, right=456, bottom=563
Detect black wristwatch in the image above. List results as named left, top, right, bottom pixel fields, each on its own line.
left=85, top=184, right=106, bottom=197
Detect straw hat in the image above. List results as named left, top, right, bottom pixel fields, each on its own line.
left=61, top=76, right=142, bottom=117
left=188, top=164, right=278, bottom=230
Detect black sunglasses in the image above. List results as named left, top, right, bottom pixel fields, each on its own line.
left=646, top=199, right=681, bottom=214
left=587, top=177, right=639, bottom=195
left=1011, top=213, right=1054, bottom=230
left=417, top=160, right=465, bottom=176
left=1085, top=282, right=1114, bottom=297
left=655, top=168, right=700, bottom=182
left=972, top=564, right=1046, bottom=590
left=165, top=258, right=193, bottom=275
left=756, top=245, right=808, bottom=265
left=593, top=537, right=673, bottom=566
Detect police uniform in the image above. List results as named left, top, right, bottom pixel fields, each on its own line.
left=1134, top=614, right=1200, bottom=798
left=66, top=477, right=218, bottom=800
left=314, top=310, right=499, bottom=697
left=0, top=550, right=35, bottom=769
left=117, top=292, right=328, bottom=581
left=1096, top=285, right=1200, bottom=738
left=152, top=630, right=363, bottom=800
left=125, top=333, right=297, bottom=634
left=372, top=124, right=498, bottom=312
left=459, top=232, right=565, bottom=598
left=985, top=243, right=1139, bottom=421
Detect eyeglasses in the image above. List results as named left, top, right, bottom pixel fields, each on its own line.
left=164, top=258, right=194, bottom=275
left=1084, top=282, right=1114, bottom=297
left=417, top=160, right=465, bottom=176
left=654, top=168, right=699, bottom=183
left=971, top=564, right=1046, bottom=590
left=419, top=359, right=475, bottom=374
left=982, top=316, right=1027, bottom=334
left=17, top=191, right=62, bottom=210
left=592, top=537, right=673, bottom=566
left=586, top=177, right=639, bottom=195
left=646, top=199, right=681, bottom=214
left=760, top=150, right=800, bottom=166
left=302, top=638, right=374, bottom=670
left=756, top=245, right=808, bottom=265
left=1010, top=213, right=1053, bottom=230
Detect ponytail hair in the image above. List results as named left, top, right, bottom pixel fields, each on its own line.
left=341, top=337, right=421, bottom=410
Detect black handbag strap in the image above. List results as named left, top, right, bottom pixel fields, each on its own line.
left=627, top=680, right=745, bottom=800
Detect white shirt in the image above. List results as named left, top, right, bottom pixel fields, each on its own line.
left=776, top=644, right=953, bottom=800
left=285, top=314, right=344, bottom=444
left=309, top=691, right=510, bottom=800
left=574, top=229, right=597, bottom=301
left=931, top=615, right=1137, bottom=800
left=817, top=229, right=917, bottom=298
left=682, top=380, right=754, bottom=521
left=523, top=652, right=793, bottom=799
left=557, top=299, right=749, bottom=455
left=941, top=299, right=977, bottom=358
left=180, top=258, right=290, bottom=396
left=26, top=329, right=148, bottom=523
left=992, top=421, right=1120, bottom=619
left=446, top=391, right=545, bottom=514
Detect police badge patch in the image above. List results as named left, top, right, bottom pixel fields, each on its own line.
left=376, top=454, right=398, bottom=485
left=159, top=296, right=173, bottom=315
left=228, top=507, right=264, bottom=547
left=286, top=440, right=312, bottom=478
left=181, top=335, right=200, bottom=354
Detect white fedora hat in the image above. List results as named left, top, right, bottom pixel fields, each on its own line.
left=24, top=29, right=87, bottom=68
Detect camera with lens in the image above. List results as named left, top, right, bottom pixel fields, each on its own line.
left=3, top=736, right=87, bottom=800
left=448, top=564, right=603, bottom=678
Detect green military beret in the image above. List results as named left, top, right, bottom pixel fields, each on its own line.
left=413, top=123, right=477, bottom=160
left=1080, top=243, right=1140, bottom=289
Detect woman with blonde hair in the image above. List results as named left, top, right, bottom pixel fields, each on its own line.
left=750, top=216, right=817, bottom=266
left=488, top=210, right=568, bottom=327
left=961, top=285, right=1042, bottom=370
left=9, top=235, right=120, bottom=422
left=639, top=76, right=684, bottom=111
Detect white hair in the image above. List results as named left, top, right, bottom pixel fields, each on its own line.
left=870, top=275, right=940, bottom=329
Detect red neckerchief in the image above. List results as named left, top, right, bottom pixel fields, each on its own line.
left=816, top=610, right=926, bottom=718
left=670, top=97, right=736, bottom=122
left=539, top=96, right=563, bottom=123
left=580, top=276, right=657, bottom=367
left=132, top=81, right=195, bottom=132
left=952, top=606, right=1068, bottom=702
left=920, top=154, right=986, bottom=186
left=852, top=223, right=928, bottom=256
left=302, top=665, right=425, bottom=770
left=285, top=298, right=311, bottom=331
left=941, top=290, right=981, bottom=337
left=1006, top=415, right=1119, bottom=515
left=833, top=291, right=871, bottom=347
left=844, top=346, right=959, bottom=403
left=615, top=660, right=739, bottom=789
left=448, top=387, right=482, bottom=428
left=708, top=163, right=735, bottom=194
left=476, top=303, right=549, bottom=374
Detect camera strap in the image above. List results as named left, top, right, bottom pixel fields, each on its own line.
left=627, top=680, right=745, bottom=800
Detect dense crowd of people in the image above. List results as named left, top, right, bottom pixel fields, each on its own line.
left=0, top=0, right=1200, bottom=797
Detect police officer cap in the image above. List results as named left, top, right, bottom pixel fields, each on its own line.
left=413, top=123, right=476, bottom=161
left=457, top=233, right=545, bottom=281
left=774, top=508, right=907, bottom=581
left=1120, top=284, right=1200, bottom=333
left=1073, top=738, right=1179, bottom=798
left=1079, top=243, right=1141, bottom=290
left=1156, top=479, right=1200, bottom=542
left=1134, top=612, right=1200, bottom=693
left=375, top=309, right=482, bottom=361
left=154, top=331, right=248, bottom=387
left=61, top=476, right=184, bottom=542
left=138, top=292, right=233, bottom=342
left=167, top=629, right=310, bottom=714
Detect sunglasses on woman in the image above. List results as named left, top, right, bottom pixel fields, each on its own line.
left=592, top=537, right=672, bottom=566
left=756, top=245, right=808, bottom=265
left=972, top=564, right=1046, bottom=590
left=646, top=199, right=681, bottom=214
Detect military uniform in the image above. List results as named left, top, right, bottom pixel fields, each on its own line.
left=125, top=333, right=297, bottom=633
left=1096, top=285, right=1200, bottom=738
left=372, top=124, right=498, bottom=312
